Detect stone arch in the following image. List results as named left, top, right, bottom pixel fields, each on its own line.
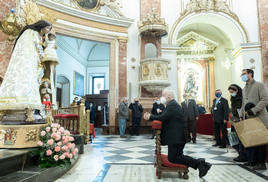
left=169, top=12, right=249, bottom=47
left=56, top=74, right=71, bottom=108
left=145, top=43, right=157, bottom=58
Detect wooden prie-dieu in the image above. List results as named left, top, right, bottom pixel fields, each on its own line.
left=152, top=120, right=189, bottom=179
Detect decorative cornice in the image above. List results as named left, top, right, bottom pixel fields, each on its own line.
left=36, top=0, right=133, bottom=28
left=177, top=31, right=218, bottom=48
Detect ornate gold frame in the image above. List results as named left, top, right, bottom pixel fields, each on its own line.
left=177, top=60, right=206, bottom=105
left=72, top=0, right=100, bottom=12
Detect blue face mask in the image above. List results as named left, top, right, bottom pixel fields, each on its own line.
left=231, top=93, right=237, bottom=97
left=215, top=93, right=221, bottom=98
left=241, top=74, right=248, bottom=82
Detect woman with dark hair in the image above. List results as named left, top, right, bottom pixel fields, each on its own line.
left=0, top=20, right=52, bottom=110
left=228, top=84, right=247, bottom=162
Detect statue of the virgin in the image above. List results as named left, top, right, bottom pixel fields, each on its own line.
left=0, top=20, right=51, bottom=111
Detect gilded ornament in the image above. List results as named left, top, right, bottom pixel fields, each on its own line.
left=20, top=0, right=42, bottom=26
left=2, top=129, right=17, bottom=145
left=0, top=9, right=22, bottom=41
left=25, top=129, right=38, bottom=142
left=20, top=0, right=57, bottom=26
left=143, top=65, right=150, bottom=77
left=155, top=64, right=162, bottom=77
left=138, top=8, right=168, bottom=37
left=25, top=108, right=35, bottom=122
left=181, top=0, right=239, bottom=21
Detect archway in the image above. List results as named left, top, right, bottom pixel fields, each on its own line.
left=56, top=75, right=70, bottom=108
left=169, top=12, right=248, bottom=46
left=171, top=12, right=249, bottom=107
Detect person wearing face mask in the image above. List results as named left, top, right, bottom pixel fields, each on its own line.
left=150, top=97, right=165, bottom=139
left=241, top=69, right=268, bottom=170
left=228, top=84, right=247, bottom=162
left=211, top=89, right=230, bottom=148
left=144, top=87, right=212, bottom=178
left=181, top=93, right=199, bottom=144
left=129, top=98, right=143, bottom=136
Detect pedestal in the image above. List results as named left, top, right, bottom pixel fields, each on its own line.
left=0, top=124, right=47, bottom=148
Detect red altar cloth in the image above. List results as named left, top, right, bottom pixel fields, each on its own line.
left=196, top=114, right=214, bottom=135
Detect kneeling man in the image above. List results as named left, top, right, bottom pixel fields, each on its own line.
left=144, top=87, right=212, bottom=177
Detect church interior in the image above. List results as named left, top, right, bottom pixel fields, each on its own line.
left=0, top=0, right=268, bottom=181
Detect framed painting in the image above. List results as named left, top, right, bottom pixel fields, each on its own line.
left=73, top=71, right=84, bottom=96
left=73, top=0, right=100, bottom=11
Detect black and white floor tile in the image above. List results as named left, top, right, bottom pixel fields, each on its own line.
left=56, top=134, right=268, bottom=182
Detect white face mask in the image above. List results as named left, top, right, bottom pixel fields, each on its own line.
left=160, top=97, right=167, bottom=104
left=156, top=101, right=160, bottom=105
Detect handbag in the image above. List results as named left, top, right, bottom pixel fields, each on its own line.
left=233, top=117, right=268, bottom=148
left=228, top=131, right=239, bottom=146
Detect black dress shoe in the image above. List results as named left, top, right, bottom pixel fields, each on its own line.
left=233, top=156, right=247, bottom=162
left=192, top=139, right=196, bottom=144
left=252, top=163, right=267, bottom=170
left=212, top=144, right=220, bottom=147
left=219, top=145, right=226, bottom=148
left=244, top=162, right=256, bottom=167
left=198, top=162, right=212, bottom=177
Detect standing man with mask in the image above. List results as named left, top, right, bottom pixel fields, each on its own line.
left=129, top=98, right=143, bottom=136
left=144, top=88, right=211, bottom=178
left=241, top=69, right=268, bottom=170
left=211, top=89, right=229, bottom=148
left=151, top=97, right=165, bottom=139
left=181, top=93, right=199, bottom=143
left=118, top=97, right=129, bottom=138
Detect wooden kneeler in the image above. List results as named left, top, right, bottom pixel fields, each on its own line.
left=152, top=120, right=189, bottom=179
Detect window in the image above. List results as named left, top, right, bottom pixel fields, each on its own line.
left=92, top=76, right=105, bottom=94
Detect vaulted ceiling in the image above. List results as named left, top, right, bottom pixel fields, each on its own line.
left=56, top=34, right=110, bottom=67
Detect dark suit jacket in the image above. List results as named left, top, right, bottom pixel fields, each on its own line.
left=211, top=97, right=229, bottom=123
left=150, top=99, right=187, bottom=145
left=181, top=99, right=199, bottom=121
left=129, top=102, right=143, bottom=119
left=151, top=103, right=165, bottom=115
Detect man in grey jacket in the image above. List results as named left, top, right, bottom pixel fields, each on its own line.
left=118, top=97, right=129, bottom=138
left=241, top=69, right=268, bottom=170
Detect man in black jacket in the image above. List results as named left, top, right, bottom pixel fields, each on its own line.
left=211, top=89, right=230, bottom=148
left=144, top=88, right=211, bottom=178
left=181, top=94, right=199, bottom=143
left=129, top=98, right=143, bottom=136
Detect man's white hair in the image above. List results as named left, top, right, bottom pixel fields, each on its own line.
left=163, top=87, right=175, bottom=99
left=121, top=97, right=127, bottom=102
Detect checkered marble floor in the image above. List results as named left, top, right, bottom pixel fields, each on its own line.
left=56, top=134, right=268, bottom=182
left=93, top=134, right=239, bottom=165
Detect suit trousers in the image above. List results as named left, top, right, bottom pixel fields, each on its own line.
left=214, top=122, right=227, bottom=146
left=131, top=117, right=141, bottom=135
left=186, top=119, right=196, bottom=140
left=168, top=143, right=200, bottom=169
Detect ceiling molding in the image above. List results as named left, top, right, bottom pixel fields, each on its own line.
left=36, top=0, right=133, bottom=28
left=87, top=43, right=98, bottom=61
left=57, top=36, right=88, bottom=66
